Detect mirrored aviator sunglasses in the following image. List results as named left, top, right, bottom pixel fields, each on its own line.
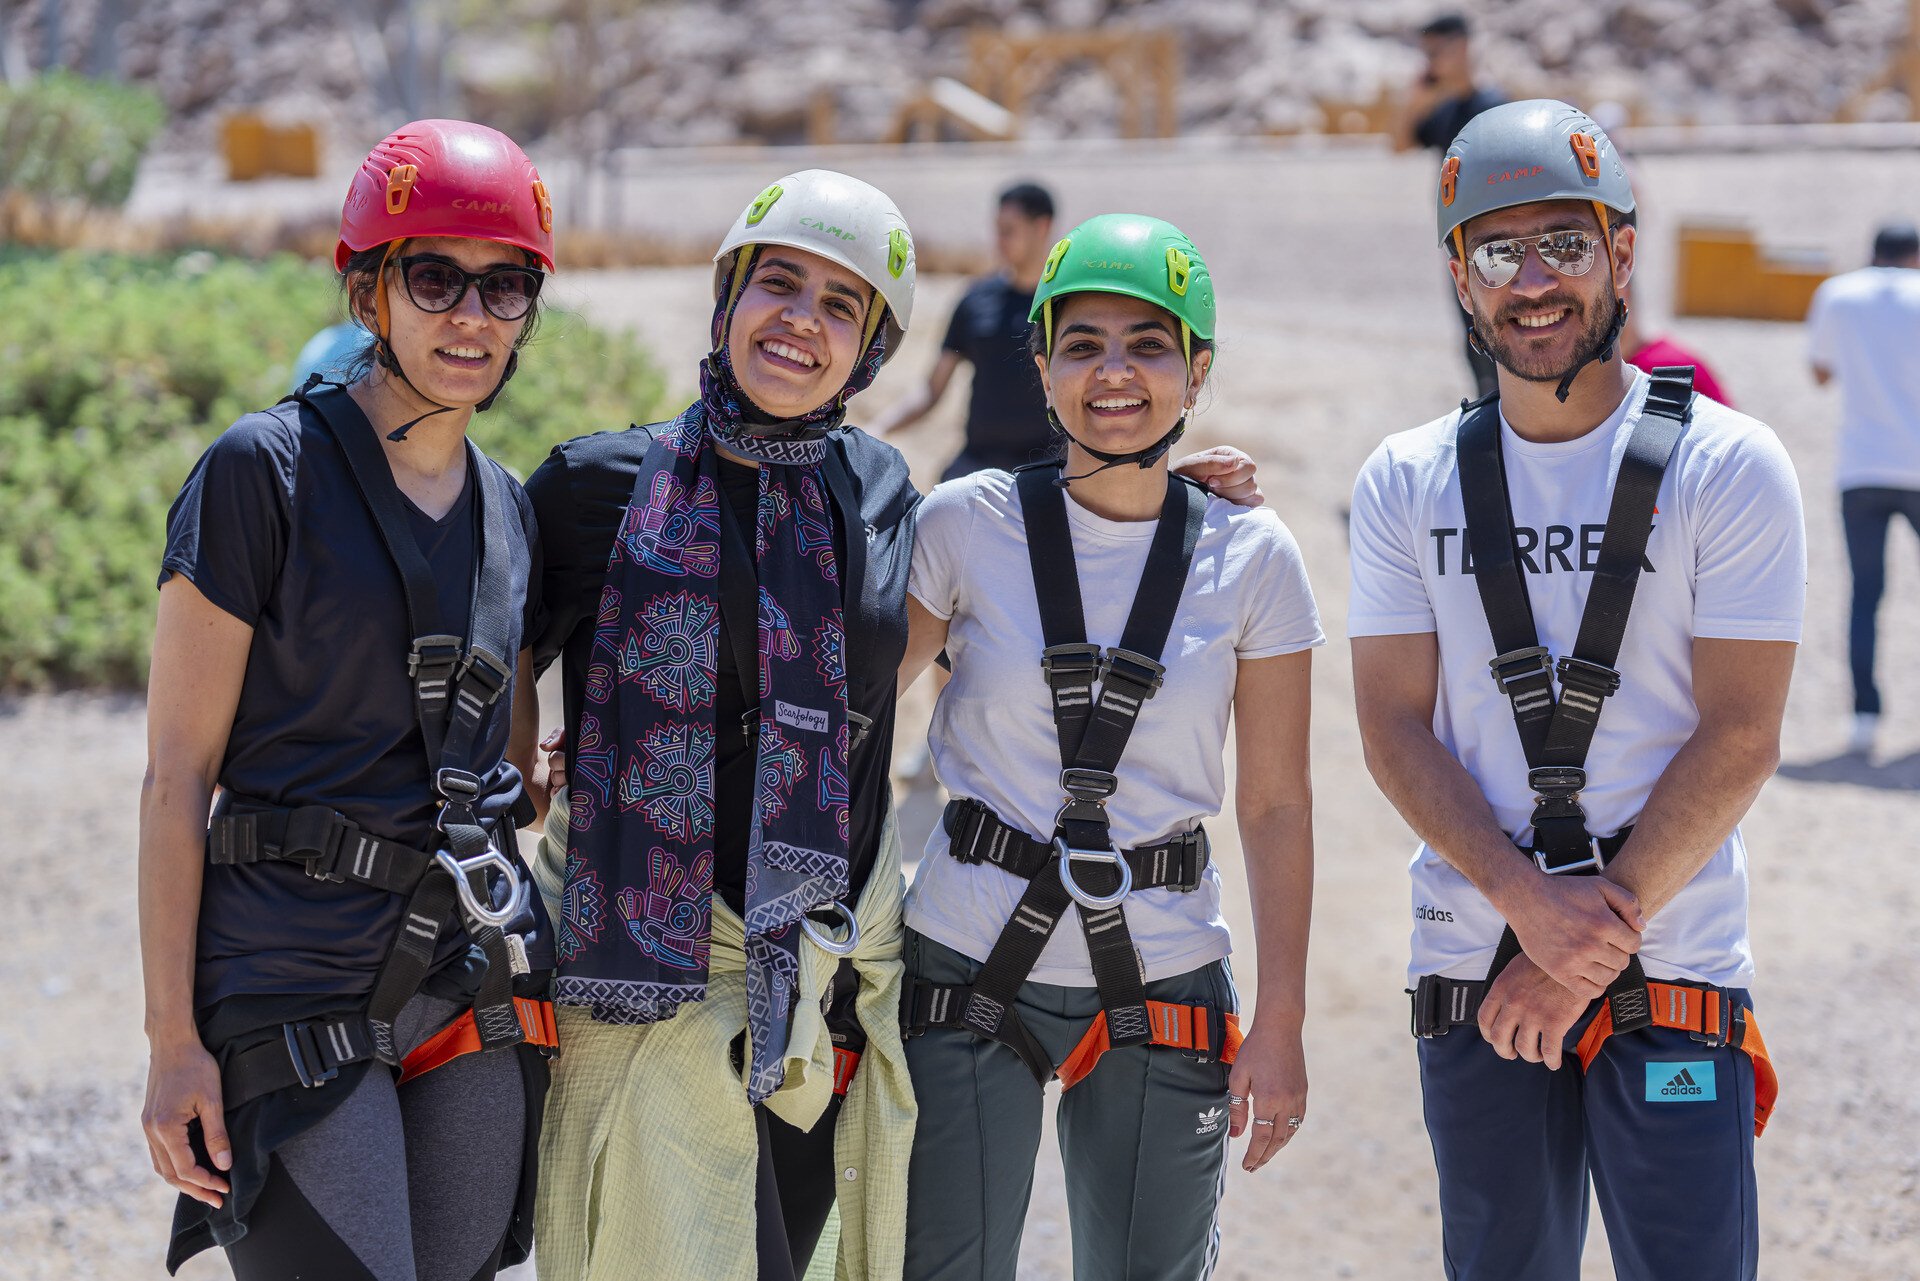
left=396, top=254, right=545, bottom=321
left=1467, top=230, right=1599, bottom=289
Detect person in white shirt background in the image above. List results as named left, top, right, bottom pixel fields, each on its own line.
left=1806, top=221, right=1920, bottom=757
left=1348, top=100, right=1803, bottom=1281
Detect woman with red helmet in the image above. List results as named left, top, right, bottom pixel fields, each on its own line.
left=140, top=120, right=559, bottom=1280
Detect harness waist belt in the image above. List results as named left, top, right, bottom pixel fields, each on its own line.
left=1409, top=975, right=1776, bottom=1137
left=942, top=797, right=1209, bottom=892
left=903, top=977, right=1239, bottom=1088
left=222, top=997, right=558, bottom=1108
left=208, top=803, right=437, bottom=895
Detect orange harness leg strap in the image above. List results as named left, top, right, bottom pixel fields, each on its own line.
left=397, top=997, right=559, bottom=1086
left=1056, top=1000, right=1244, bottom=1091
left=832, top=1045, right=861, bottom=1097
left=1573, top=982, right=1776, bottom=1137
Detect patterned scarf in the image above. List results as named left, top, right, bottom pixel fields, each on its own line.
left=554, top=253, right=886, bottom=1102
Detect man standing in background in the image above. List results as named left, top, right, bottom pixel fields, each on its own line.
left=874, top=182, right=1056, bottom=479
left=1397, top=13, right=1506, bottom=398
left=1808, top=222, right=1920, bottom=756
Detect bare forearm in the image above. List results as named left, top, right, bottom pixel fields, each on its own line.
left=1604, top=725, right=1780, bottom=920
left=1237, top=801, right=1312, bottom=1025
left=139, top=772, right=212, bottom=1046
left=1360, top=714, right=1531, bottom=914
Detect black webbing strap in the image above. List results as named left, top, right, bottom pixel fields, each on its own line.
left=289, top=385, right=528, bottom=1060
left=942, top=797, right=1209, bottom=892
left=706, top=448, right=766, bottom=743
left=818, top=447, right=875, bottom=750
left=953, top=465, right=1205, bottom=1058
left=207, top=802, right=435, bottom=895
left=901, top=979, right=1054, bottom=1082
left=1456, top=369, right=1694, bottom=1034
left=223, top=1014, right=379, bottom=1109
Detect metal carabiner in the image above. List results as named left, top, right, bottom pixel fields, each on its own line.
left=433, top=848, right=530, bottom=931
left=1054, top=837, right=1133, bottom=910
left=800, top=900, right=861, bottom=956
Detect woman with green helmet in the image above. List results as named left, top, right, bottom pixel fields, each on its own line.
left=513, top=177, right=1263, bottom=1280
left=895, top=213, right=1321, bottom=1278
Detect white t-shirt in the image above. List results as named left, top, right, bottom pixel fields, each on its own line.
left=1347, top=370, right=1805, bottom=988
left=905, top=470, right=1325, bottom=985
left=1806, top=266, right=1920, bottom=490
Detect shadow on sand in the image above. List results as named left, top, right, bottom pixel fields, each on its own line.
left=1776, top=748, right=1920, bottom=791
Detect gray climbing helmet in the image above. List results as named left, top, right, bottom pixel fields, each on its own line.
left=1436, top=99, right=1635, bottom=256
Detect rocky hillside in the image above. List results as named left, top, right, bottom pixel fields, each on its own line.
left=6, top=0, right=1913, bottom=156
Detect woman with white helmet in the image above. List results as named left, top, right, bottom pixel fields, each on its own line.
left=518, top=172, right=1261, bottom=1280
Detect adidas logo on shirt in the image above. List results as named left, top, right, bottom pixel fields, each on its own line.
left=1644, top=1060, right=1717, bottom=1102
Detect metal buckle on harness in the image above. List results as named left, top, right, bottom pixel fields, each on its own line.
left=1060, top=767, right=1118, bottom=803
left=1039, top=643, right=1103, bottom=681
left=1488, top=646, right=1552, bottom=689
left=801, top=900, right=861, bottom=957
left=1101, top=648, right=1167, bottom=695
left=1054, top=837, right=1133, bottom=910
left=1686, top=986, right=1733, bottom=1048
left=433, top=848, right=530, bottom=931
left=455, top=646, right=512, bottom=706
left=1527, top=766, right=1586, bottom=801
left=281, top=806, right=350, bottom=882
left=1555, top=655, right=1622, bottom=698
left=434, top=768, right=483, bottom=806
left=283, top=1021, right=341, bottom=1089
left=1171, top=828, right=1210, bottom=892
left=1532, top=838, right=1607, bottom=876
left=407, top=634, right=464, bottom=685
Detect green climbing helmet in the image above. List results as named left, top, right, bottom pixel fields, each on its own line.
left=1029, top=213, right=1216, bottom=359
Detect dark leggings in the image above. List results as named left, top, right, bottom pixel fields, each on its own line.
left=224, top=996, right=525, bottom=1281
left=753, top=958, right=865, bottom=1278
left=1842, top=486, right=1920, bottom=714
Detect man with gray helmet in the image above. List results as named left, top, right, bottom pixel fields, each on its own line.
left=1349, top=100, right=1803, bottom=1279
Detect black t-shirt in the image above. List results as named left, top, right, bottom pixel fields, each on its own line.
left=159, top=396, right=545, bottom=1009
left=1414, top=86, right=1507, bottom=152
left=942, top=275, right=1051, bottom=467
left=526, top=423, right=919, bottom=915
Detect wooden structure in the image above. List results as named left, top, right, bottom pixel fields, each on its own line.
left=884, top=28, right=1180, bottom=143
left=1675, top=224, right=1830, bottom=321
left=1842, top=0, right=1920, bottom=120
left=220, top=115, right=320, bottom=181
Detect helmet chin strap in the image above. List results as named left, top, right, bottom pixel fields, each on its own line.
left=1050, top=408, right=1189, bottom=488
left=1550, top=297, right=1628, bottom=404
left=368, top=243, right=522, bottom=441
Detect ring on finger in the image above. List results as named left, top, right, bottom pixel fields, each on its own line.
left=1252, top=1118, right=1276, bottom=1127
left=1227, top=1093, right=1245, bottom=1106
left=1286, top=1116, right=1303, bottom=1128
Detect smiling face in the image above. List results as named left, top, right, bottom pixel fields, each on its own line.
left=362, top=235, right=537, bottom=408
left=724, top=246, right=877, bottom=419
left=1450, top=200, right=1634, bottom=387
left=1036, top=292, right=1211, bottom=459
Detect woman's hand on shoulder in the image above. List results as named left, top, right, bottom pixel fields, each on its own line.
left=141, top=1034, right=232, bottom=1207
left=1171, top=446, right=1264, bottom=508
left=1226, top=1016, right=1307, bottom=1173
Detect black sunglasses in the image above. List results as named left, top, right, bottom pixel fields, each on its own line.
left=394, top=254, right=545, bottom=321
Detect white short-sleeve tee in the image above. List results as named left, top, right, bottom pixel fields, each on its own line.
left=906, top=470, right=1325, bottom=986
left=1806, top=266, right=1920, bottom=491
left=1347, top=370, right=1805, bottom=989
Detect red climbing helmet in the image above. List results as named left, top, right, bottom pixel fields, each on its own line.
left=334, top=119, right=556, bottom=272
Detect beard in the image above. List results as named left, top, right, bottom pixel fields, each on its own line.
left=1470, top=289, right=1621, bottom=385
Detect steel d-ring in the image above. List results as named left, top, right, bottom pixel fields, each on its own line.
left=801, top=900, right=861, bottom=956
left=1054, top=837, right=1133, bottom=910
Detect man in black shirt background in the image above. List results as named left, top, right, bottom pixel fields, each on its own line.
left=874, top=182, right=1056, bottom=479
left=1396, top=12, right=1505, bottom=397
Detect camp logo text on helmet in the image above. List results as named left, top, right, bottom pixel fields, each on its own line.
left=711, top=168, right=918, bottom=363
left=1434, top=99, right=1634, bottom=260
left=1029, top=213, right=1217, bottom=359
left=335, top=119, right=557, bottom=273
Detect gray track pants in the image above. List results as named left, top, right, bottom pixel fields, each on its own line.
left=901, top=930, right=1237, bottom=1281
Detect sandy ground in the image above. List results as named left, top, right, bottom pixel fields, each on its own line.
left=6, top=145, right=1920, bottom=1279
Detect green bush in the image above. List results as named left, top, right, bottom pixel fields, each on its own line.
left=0, top=249, right=671, bottom=690
left=0, top=72, right=166, bottom=208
